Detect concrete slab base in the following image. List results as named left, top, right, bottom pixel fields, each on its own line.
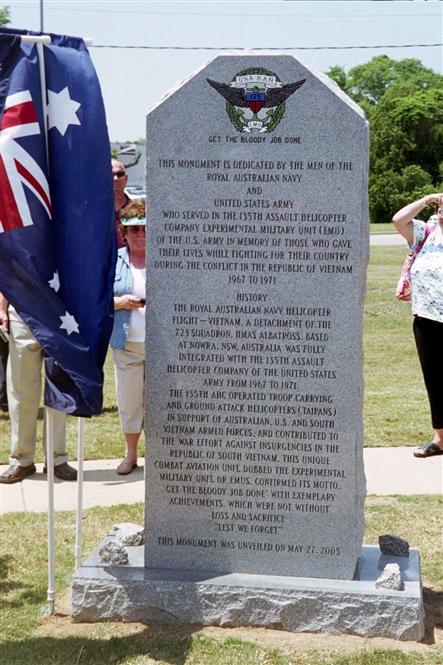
left=71, top=540, right=424, bottom=641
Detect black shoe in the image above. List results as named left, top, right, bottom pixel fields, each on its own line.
left=0, top=463, right=36, bottom=484
left=413, top=442, right=443, bottom=458
left=43, top=462, right=77, bottom=481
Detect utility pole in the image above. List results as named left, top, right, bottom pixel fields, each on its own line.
left=40, top=0, right=44, bottom=32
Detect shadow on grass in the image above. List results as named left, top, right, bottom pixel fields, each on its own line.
left=0, top=554, right=47, bottom=609
left=101, top=405, right=119, bottom=415
left=0, top=555, right=26, bottom=599
left=82, top=466, right=144, bottom=484
left=423, top=586, right=443, bottom=645
left=1, top=626, right=196, bottom=664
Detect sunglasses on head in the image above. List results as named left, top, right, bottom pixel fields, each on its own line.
left=113, top=171, right=126, bottom=178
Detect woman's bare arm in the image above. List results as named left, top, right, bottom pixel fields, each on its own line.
left=392, top=193, right=443, bottom=244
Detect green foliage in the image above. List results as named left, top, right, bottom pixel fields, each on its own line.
left=372, top=86, right=443, bottom=176
left=369, top=166, right=434, bottom=223
left=327, top=55, right=442, bottom=107
left=114, top=138, right=146, bottom=145
left=0, top=6, right=10, bottom=25
left=326, top=56, right=443, bottom=223
left=369, top=85, right=443, bottom=221
left=327, top=65, right=349, bottom=94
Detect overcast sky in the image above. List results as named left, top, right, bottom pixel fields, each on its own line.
left=6, top=0, right=443, bottom=140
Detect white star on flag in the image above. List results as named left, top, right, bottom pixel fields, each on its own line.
left=47, top=87, right=81, bottom=136
left=60, top=312, right=79, bottom=335
left=48, top=271, right=60, bottom=292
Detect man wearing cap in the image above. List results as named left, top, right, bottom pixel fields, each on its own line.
left=110, top=198, right=146, bottom=475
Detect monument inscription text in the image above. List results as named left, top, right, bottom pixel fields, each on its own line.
left=145, top=55, right=368, bottom=579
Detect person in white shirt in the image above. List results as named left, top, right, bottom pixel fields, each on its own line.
left=393, top=192, right=443, bottom=458
left=110, top=198, right=146, bottom=474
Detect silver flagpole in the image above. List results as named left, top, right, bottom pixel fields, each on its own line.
left=71, top=36, right=93, bottom=573
left=45, top=406, right=56, bottom=615
left=27, top=32, right=93, bottom=610
left=75, top=418, right=84, bottom=570
left=36, top=40, right=49, bottom=157
left=33, top=34, right=57, bottom=616
left=73, top=36, right=94, bottom=572
left=40, top=0, right=44, bottom=33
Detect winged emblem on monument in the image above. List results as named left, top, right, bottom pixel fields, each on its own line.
left=207, top=68, right=306, bottom=133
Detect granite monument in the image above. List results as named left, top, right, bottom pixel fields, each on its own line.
left=144, top=54, right=368, bottom=579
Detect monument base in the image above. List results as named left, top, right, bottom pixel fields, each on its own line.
left=71, top=540, right=424, bottom=641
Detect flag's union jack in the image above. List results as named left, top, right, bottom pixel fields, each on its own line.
left=0, top=90, right=52, bottom=233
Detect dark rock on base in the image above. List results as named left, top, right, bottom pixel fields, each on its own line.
left=379, top=535, right=409, bottom=557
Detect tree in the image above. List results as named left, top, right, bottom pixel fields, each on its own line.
left=326, top=56, right=441, bottom=108
left=371, top=86, right=443, bottom=176
left=369, top=166, right=434, bottom=224
left=327, top=66, right=349, bottom=95
left=326, top=56, right=443, bottom=222
left=0, top=6, right=10, bottom=25
left=369, top=85, right=443, bottom=221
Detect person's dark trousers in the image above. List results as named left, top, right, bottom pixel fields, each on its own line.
left=0, top=337, right=8, bottom=411
left=413, top=315, right=443, bottom=429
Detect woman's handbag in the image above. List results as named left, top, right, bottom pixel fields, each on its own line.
left=395, top=223, right=434, bottom=301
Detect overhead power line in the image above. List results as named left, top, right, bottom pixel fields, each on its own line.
left=10, top=3, right=443, bottom=18
left=92, top=43, right=443, bottom=51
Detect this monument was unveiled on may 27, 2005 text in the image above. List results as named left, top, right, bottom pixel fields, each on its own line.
left=71, top=55, right=424, bottom=640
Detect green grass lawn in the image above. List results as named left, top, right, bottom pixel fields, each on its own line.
left=370, top=223, right=396, bottom=235
left=363, top=246, right=431, bottom=446
left=1, top=496, right=442, bottom=664
left=0, top=240, right=440, bottom=663
left=0, top=245, right=430, bottom=461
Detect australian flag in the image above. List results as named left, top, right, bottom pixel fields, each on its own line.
left=0, top=30, right=115, bottom=416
